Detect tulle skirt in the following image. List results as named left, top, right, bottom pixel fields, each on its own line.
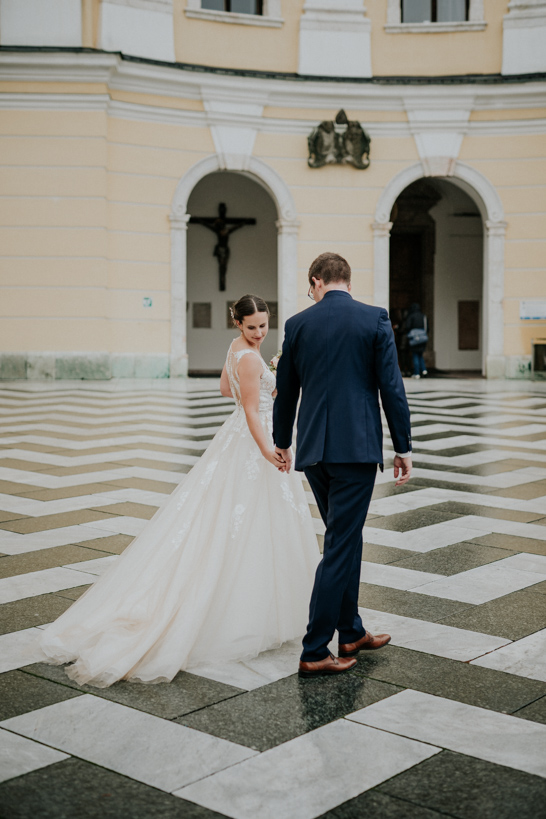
left=39, top=406, right=320, bottom=687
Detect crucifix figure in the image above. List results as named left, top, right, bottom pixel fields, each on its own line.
left=189, top=203, right=257, bottom=291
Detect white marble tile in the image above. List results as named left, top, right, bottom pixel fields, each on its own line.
left=1, top=695, right=256, bottom=792
left=360, top=561, right=445, bottom=591
left=0, top=728, right=69, bottom=783
left=363, top=521, right=488, bottom=553
left=191, top=638, right=303, bottom=691
left=495, top=553, right=546, bottom=575
left=78, top=516, right=147, bottom=536
left=0, top=524, right=126, bottom=556
left=176, top=718, right=439, bottom=819
left=347, top=689, right=546, bottom=779
left=450, top=515, right=546, bottom=541
left=412, top=560, right=546, bottom=604
left=471, top=628, right=546, bottom=682
left=0, top=566, right=97, bottom=604
left=0, top=628, right=47, bottom=673
left=64, top=555, right=118, bottom=576
left=0, top=492, right=123, bottom=517
left=357, top=607, right=510, bottom=662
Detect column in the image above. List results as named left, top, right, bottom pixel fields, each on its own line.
left=484, top=219, right=507, bottom=378
left=372, top=221, right=393, bottom=310
left=276, top=219, right=300, bottom=347
left=169, top=212, right=190, bottom=378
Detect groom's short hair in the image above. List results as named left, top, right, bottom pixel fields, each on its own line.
left=308, top=253, right=351, bottom=286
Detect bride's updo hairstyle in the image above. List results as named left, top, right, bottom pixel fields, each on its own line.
left=231, top=294, right=270, bottom=328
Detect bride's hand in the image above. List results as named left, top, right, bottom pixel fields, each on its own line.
left=263, top=448, right=287, bottom=471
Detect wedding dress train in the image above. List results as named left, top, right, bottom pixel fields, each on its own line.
left=39, top=342, right=320, bottom=687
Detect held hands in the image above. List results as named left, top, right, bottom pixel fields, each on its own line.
left=263, top=448, right=289, bottom=471
left=393, top=454, right=412, bottom=487
left=275, top=446, right=293, bottom=473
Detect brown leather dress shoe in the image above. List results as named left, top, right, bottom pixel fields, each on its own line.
left=338, top=631, right=391, bottom=657
left=298, top=653, right=357, bottom=678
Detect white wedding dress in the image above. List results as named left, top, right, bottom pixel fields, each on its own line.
left=39, top=342, right=320, bottom=687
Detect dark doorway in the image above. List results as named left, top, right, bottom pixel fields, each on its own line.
left=389, top=180, right=440, bottom=375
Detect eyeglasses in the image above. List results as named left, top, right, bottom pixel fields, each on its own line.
left=307, top=286, right=315, bottom=301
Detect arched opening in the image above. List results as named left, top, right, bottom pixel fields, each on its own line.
left=373, top=162, right=506, bottom=378
left=389, top=178, right=483, bottom=376
left=169, top=154, right=299, bottom=377
left=186, top=171, right=278, bottom=375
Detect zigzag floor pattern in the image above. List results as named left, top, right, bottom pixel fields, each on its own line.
left=1, top=378, right=546, bottom=818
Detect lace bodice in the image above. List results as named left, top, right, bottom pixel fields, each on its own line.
left=226, top=341, right=276, bottom=413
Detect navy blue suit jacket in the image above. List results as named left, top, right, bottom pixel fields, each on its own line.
left=272, top=291, right=412, bottom=472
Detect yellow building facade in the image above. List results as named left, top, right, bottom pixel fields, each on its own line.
left=0, top=0, right=545, bottom=378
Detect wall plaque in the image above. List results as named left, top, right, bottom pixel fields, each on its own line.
left=193, top=302, right=212, bottom=329
left=458, top=300, right=480, bottom=350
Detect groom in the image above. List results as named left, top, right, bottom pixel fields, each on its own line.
left=273, top=252, right=412, bottom=678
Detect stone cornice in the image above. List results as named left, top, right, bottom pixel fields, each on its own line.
left=1, top=50, right=545, bottom=129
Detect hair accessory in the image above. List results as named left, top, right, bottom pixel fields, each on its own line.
left=230, top=307, right=235, bottom=319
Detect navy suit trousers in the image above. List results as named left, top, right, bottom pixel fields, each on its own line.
left=301, top=462, right=377, bottom=662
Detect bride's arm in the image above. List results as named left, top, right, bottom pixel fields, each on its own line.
left=238, top=355, right=286, bottom=471
left=219, top=364, right=233, bottom=398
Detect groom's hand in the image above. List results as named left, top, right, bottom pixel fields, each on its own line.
left=275, top=447, right=293, bottom=474
left=394, top=455, right=412, bottom=487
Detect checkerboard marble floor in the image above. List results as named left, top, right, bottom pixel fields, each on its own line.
left=1, top=377, right=546, bottom=818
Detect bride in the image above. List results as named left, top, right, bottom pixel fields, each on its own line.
left=39, top=294, right=320, bottom=688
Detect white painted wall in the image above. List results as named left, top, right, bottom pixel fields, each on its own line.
left=0, top=0, right=82, bottom=46
left=100, top=0, right=175, bottom=62
left=187, top=172, right=278, bottom=372
left=430, top=181, right=483, bottom=371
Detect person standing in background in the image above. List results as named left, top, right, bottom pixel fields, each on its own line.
left=405, top=302, right=428, bottom=379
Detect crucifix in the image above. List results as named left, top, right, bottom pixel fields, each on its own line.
left=189, top=203, right=257, bottom=291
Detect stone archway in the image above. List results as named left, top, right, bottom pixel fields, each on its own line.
left=169, top=155, right=299, bottom=377
left=373, top=162, right=507, bottom=378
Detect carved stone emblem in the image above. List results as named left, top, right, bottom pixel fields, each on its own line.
left=308, top=110, right=371, bottom=170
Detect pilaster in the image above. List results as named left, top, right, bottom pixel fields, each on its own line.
left=298, top=1, right=371, bottom=78
left=502, top=0, right=546, bottom=75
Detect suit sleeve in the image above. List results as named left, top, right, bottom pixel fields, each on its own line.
left=375, top=309, right=412, bottom=455
left=272, top=328, right=301, bottom=450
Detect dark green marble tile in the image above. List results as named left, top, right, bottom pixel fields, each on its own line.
left=378, top=750, right=546, bottom=819
left=451, top=459, right=531, bottom=476
left=21, top=664, right=244, bottom=720
left=52, top=585, right=91, bottom=600
left=410, top=478, right=497, bottom=494
left=391, top=541, right=515, bottom=577
left=177, top=673, right=401, bottom=752
left=370, top=509, right=461, bottom=533
left=0, top=544, right=110, bottom=580
left=318, top=789, right=444, bottom=818
left=358, top=582, right=474, bottom=623
left=0, top=594, right=72, bottom=635
left=370, top=483, right=422, bottom=500
left=0, top=757, right=225, bottom=819
left=426, top=501, right=544, bottom=524
left=438, top=588, right=546, bottom=640
left=469, top=533, right=546, bottom=556
left=361, top=542, right=416, bottom=565
left=353, top=645, right=546, bottom=714
left=513, top=695, right=546, bottom=725
left=0, top=669, right=82, bottom=721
